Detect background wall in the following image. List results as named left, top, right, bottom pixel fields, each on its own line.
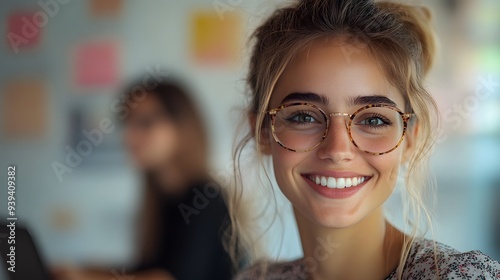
left=0, top=0, right=499, bottom=277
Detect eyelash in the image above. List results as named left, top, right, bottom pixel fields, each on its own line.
left=286, top=111, right=318, bottom=123
left=357, top=113, right=393, bottom=127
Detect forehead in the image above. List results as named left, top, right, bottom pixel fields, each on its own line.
left=128, top=92, right=163, bottom=116
left=271, top=38, right=404, bottom=109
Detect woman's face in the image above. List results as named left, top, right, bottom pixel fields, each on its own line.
left=124, top=94, right=179, bottom=170
left=265, top=39, right=416, bottom=228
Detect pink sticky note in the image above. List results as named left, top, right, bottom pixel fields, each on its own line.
left=6, top=11, right=42, bottom=53
left=73, top=41, right=120, bottom=88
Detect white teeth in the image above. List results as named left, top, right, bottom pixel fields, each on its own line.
left=327, top=177, right=336, bottom=189
left=320, top=177, right=327, bottom=187
left=337, top=178, right=346, bottom=188
left=309, top=175, right=367, bottom=189
left=346, top=178, right=353, bottom=187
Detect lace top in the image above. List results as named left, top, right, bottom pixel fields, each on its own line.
left=235, top=239, right=500, bottom=279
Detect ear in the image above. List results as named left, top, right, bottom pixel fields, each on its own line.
left=248, top=112, right=272, bottom=155
left=402, top=119, right=419, bottom=164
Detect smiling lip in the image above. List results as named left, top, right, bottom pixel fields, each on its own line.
left=302, top=171, right=371, bottom=199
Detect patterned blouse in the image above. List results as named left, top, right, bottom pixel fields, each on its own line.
left=235, top=239, right=500, bottom=279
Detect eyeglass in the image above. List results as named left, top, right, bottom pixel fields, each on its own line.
left=125, top=112, right=167, bottom=131
left=267, top=103, right=414, bottom=155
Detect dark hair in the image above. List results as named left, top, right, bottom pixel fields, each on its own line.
left=121, top=77, right=203, bottom=125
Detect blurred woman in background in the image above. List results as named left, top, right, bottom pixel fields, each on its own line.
left=123, top=77, right=234, bottom=279
left=53, top=77, right=233, bottom=280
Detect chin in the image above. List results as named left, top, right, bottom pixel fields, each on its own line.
left=301, top=202, right=367, bottom=229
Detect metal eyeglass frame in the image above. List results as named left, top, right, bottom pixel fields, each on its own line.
left=267, top=102, right=414, bottom=155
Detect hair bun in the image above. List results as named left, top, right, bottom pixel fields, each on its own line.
left=377, top=2, right=436, bottom=75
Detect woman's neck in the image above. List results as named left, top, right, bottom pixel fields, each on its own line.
left=294, top=207, right=404, bottom=280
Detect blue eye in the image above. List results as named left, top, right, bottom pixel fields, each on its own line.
left=360, top=117, right=385, bottom=126
left=357, top=114, right=392, bottom=127
left=287, top=113, right=317, bottom=123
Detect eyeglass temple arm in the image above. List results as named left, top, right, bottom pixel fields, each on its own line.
left=403, top=113, right=414, bottom=122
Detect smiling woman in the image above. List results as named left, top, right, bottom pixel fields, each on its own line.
left=229, top=0, right=500, bottom=279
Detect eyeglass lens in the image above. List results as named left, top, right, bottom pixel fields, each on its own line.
left=272, top=104, right=405, bottom=153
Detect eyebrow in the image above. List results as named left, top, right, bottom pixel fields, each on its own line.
left=280, top=92, right=329, bottom=105
left=279, top=92, right=397, bottom=107
left=347, top=95, right=397, bottom=107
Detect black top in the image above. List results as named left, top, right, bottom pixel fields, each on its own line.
left=135, top=181, right=233, bottom=280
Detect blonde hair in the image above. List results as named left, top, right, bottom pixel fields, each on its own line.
left=228, top=0, right=440, bottom=278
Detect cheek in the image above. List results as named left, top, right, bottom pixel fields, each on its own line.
left=124, top=129, right=146, bottom=155
left=270, top=143, right=306, bottom=191
left=149, top=126, right=178, bottom=157
left=123, top=130, right=135, bottom=149
left=367, top=151, right=404, bottom=190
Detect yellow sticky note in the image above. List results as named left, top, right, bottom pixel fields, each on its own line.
left=190, top=10, right=242, bottom=66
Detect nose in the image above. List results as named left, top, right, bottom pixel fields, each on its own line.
left=316, top=117, right=355, bottom=162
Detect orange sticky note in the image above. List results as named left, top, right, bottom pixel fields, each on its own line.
left=2, top=79, right=47, bottom=139
left=89, top=0, right=124, bottom=17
